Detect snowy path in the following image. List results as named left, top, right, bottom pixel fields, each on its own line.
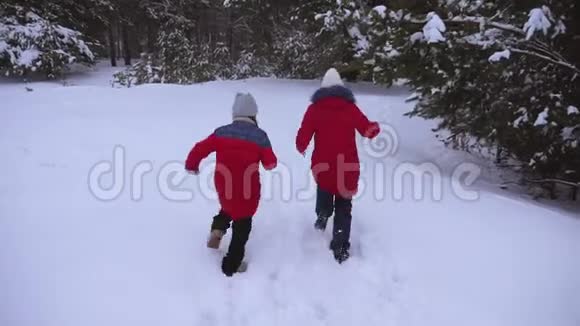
left=1, top=77, right=579, bottom=326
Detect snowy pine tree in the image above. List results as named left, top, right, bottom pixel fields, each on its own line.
left=397, top=1, right=579, bottom=193
left=0, top=4, right=95, bottom=79
left=308, top=1, right=579, bottom=194
left=157, top=25, right=195, bottom=84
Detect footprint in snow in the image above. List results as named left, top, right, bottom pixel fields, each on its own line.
left=198, top=310, right=218, bottom=326
left=313, top=303, right=328, bottom=321
left=39, top=162, right=57, bottom=168
left=268, top=271, right=279, bottom=281
left=39, top=162, right=67, bottom=169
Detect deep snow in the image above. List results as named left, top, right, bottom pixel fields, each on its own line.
left=1, top=67, right=579, bottom=326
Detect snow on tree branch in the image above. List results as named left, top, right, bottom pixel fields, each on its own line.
left=422, top=12, right=446, bottom=43
left=348, top=25, right=369, bottom=57
left=534, top=108, right=549, bottom=126
left=448, top=16, right=526, bottom=36
left=508, top=48, right=580, bottom=74
left=406, top=16, right=526, bottom=36
left=401, top=7, right=579, bottom=74
left=523, top=6, right=552, bottom=40
left=372, top=5, right=387, bottom=19
left=488, top=49, right=511, bottom=62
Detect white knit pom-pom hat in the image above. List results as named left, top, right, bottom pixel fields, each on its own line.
left=321, top=68, right=344, bottom=88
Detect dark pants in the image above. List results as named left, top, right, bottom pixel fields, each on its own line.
left=316, top=187, right=352, bottom=250
left=211, top=210, right=252, bottom=276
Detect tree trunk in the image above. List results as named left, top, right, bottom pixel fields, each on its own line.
left=495, top=146, right=503, bottom=164
left=227, top=8, right=234, bottom=58
left=147, top=22, right=154, bottom=53
left=122, top=23, right=132, bottom=66
left=135, top=23, right=143, bottom=55
left=108, top=23, right=117, bottom=67
left=117, top=23, right=122, bottom=60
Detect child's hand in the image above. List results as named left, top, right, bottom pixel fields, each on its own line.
left=186, top=169, right=199, bottom=175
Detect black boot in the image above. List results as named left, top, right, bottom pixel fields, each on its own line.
left=330, top=241, right=351, bottom=264
left=221, top=217, right=252, bottom=277
left=331, top=196, right=352, bottom=264
left=314, top=214, right=329, bottom=231
left=315, top=187, right=334, bottom=231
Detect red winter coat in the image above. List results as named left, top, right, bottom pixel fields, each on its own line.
left=296, top=86, right=379, bottom=198
left=186, top=120, right=277, bottom=220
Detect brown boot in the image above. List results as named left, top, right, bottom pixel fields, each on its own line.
left=207, top=230, right=225, bottom=249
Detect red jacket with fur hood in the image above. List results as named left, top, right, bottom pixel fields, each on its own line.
left=296, top=86, right=379, bottom=197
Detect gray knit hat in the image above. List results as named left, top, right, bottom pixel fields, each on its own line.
left=232, top=93, right=258, bottom=118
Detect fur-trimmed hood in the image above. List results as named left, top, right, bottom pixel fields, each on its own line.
left=311, top=85, right=356, bottom=104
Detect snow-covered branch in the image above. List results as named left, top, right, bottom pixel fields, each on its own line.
left=404, top=10, right=579, bottom=74
left=405, top=16, right=526, bottom=36
left=422, top=12, right=446, bottom=43
left=524, top=7, right=552, bottom=40
left=508, top=48, right=580, bottom=74
left=407, top=7, right=559, bottom=39
left=450, top=17, right=526, bottom=36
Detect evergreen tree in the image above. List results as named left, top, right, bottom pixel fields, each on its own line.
left=157, top=25, right=195, bottom=83
left=0, top=3, right=95, bottom=78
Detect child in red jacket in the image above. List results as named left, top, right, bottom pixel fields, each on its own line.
left=296, top=68, right=379, bottom=263
left=186, top=93, right=277, bottom=276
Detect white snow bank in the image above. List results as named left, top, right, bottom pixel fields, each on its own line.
left=0, top=76, right=579, bottom=326
left=568, top=106, right=579, bottom=115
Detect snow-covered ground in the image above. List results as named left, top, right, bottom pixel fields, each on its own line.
left=1, top=67, right=579, bottom=326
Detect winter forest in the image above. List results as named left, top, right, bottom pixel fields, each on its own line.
left=2, top=1, right=580, bottom=326
left=2, top=0, right=579, bottom=197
